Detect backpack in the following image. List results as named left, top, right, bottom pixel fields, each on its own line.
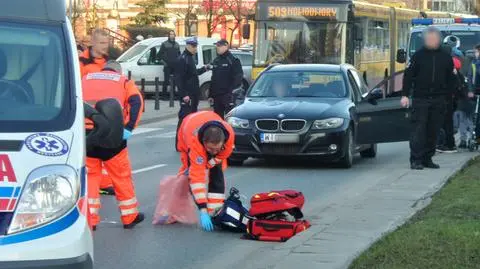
left=245, top=190, right=311, bottom=242
left=212, top=188, right=250, bottom=233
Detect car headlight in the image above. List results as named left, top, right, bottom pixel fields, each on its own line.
left=312, top=118, right=345, bottom=130
left=227, top=117, right=250, bottom=129
left=8, top=165, right=79, bottom=234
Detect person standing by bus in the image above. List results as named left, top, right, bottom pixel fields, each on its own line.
left=209, top=39, right=243, bottom=119
left=401, top=26, right=456, bottom=170
left=83, top=61, right=145, bottom=230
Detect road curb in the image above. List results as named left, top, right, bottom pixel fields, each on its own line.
left=139, top=107, right=211, bottom=126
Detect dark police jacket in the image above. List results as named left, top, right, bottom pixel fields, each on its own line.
left=159, top=39, right=180, bottom=67
left=175, top=50, right=207, bottom=98
left=402, top=46, right=456, bottom=98
left=210, top=51, right=243, bottom=98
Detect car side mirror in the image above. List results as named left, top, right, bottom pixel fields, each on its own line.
left=396, top=49, right=406, bottom=64
left=138, top=56, right=148, bottom=65
left=366, top=87, right=383, bottom=104
left=242, top=24, right=251, bottom=40
left=84, top=98, right=124, bottom=150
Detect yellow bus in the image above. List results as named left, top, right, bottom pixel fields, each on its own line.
left=246, top=0, right=472, bottom=93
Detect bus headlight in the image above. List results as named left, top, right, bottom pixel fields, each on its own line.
left=8, top=165, right=79, bottom=234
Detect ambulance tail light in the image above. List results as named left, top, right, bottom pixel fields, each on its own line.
left=8, top=165, right=79, bottom=234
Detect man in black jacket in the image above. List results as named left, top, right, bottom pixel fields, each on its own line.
left=401, top=26, right=456, bottom=170
left=174, top=37, right=208, bottom=151
left=209, top=39, right=243, bottom=118
left=159, top=30, right=180, bottom=94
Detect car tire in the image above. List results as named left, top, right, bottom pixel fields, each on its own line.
left=360, top=144, right=377, bottom=158
left=338, top=128, right=354, bottom=168
left=200, top=82, right=210, bottom=101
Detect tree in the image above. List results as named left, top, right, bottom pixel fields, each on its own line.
left=85, top=0, right=100, bottom=31
left=133, top=0, right=167, bottom=26
left=202, top=0, right=222, bottom=37
left=68, top=0, right=86, bottom=36
left=223, top=0, right=254, bottom=47
left=165, top=0, right=198, bottom=36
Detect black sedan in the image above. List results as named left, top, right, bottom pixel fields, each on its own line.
left=225, top=64, right=411, bottom=168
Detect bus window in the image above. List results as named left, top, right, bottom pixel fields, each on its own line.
left=254, top=21, right=346, bottom=66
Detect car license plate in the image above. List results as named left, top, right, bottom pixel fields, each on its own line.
left=260, top=133, right=299, bottom=143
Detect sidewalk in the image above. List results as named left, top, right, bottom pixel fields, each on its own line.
left=139, top=99, right=210, bottom=125
left=224, top=151, right=478, bottom=269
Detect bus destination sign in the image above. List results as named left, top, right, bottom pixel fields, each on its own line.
left=268, top=6, right=338, bottom=19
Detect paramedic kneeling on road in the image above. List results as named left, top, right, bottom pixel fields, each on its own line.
left=83, top=61, right=145, bottom=230
left=177, top=111, right=235, bottom=231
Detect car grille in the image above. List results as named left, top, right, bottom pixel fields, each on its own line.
left=281, top=120, right=306, bottom=131
left=255, top=119, right=279, bottom=131
left=260, top=144, right=302, bottom=155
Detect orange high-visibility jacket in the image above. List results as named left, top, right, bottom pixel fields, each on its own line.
left=79, top=48, right=108, bottom=78
left=82, top=70, right=144, bottom=131
left=177, top=111, right=235, bottom=207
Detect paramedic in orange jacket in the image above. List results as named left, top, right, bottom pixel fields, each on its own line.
left=83, top=61, right=145, bottom=230
left=177, top=111, right=235, bottom=231
left=80, top=28, right=115, bottom=195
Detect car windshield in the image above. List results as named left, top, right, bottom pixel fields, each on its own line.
left=248, top=71, right=346, bottom=98
left=409, top=30, right=480, bottom=57
left=0, top=21, right=71, bottom=132
left=117, top=44, right=148, bottom=62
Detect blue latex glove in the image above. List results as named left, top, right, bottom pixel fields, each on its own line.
left=123, top=129, right=133, bottom=140
left=199, top=210, right=214, bottom=232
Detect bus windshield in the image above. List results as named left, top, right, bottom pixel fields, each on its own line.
left=254, top=21, right=346, bottom=67
left=409, top=30, right=480, bottom=57
left=0, top=21, right=71, bottom=133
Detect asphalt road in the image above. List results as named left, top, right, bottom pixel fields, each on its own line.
left=93, top=118, right=410, bottom=269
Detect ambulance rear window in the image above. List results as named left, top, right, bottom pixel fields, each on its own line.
left=0, top=21, right=72, bottom=132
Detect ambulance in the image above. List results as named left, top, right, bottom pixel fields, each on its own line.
left=0, top=1, right=122, bottom=268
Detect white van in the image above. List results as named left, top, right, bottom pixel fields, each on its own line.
left=0, top=1, right=121, bottom=268
left=117, top=37, right=219, bottom=99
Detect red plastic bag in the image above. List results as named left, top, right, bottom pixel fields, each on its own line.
left=152, top=175, right=198, bottom=225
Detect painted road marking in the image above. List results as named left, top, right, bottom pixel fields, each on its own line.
left=146, top=131, right=177, bottom=139
left=133, top=128, right=163, bottom=136
left=132, top=164, right=167, bottom=174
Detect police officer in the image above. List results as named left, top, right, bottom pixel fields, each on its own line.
left=174, top=37, right=209, bottom=151
left=401, top=26, right=456, bottom=170
left=209, top=39, right=243, bottom=119
left=159, top=30, right=181, bottom=94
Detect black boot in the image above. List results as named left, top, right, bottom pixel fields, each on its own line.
left=99, top=187, right=115, bottom=196
left=123, top=212, right=145, bottom=229
left=411, top=162, right=424, bottom=170
left=423, top=159, right=440, bottom=169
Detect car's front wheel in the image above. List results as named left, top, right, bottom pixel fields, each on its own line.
left=200, top=82, right=210, bottom=100
left=360, top=144, right=377, bottom=158
left=338, top=128, right=354, bottom=168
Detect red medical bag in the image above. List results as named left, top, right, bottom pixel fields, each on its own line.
left=249, top=190, right=305, bottom=219
left=246, top=219, right=311, bottom=242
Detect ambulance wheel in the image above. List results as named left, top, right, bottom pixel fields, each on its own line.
left=360, top=144, right=377, bottom=158
left=228, top=157, right=245, bottom=166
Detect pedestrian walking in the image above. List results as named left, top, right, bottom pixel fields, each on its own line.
left=176, top=111, right=235, bottom=231
left=159, top=30, right=180, bottom=94
left=209, top=39, right=243, bottom=119
left=83, top=61, right=145, bottom=230
left=401, top=26, right=456, bottom=170
left=174, top=37, right=209, bottom=151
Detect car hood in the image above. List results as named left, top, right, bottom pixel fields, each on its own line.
left=231, top=97, right=351, bottom=120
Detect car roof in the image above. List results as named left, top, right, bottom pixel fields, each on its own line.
left=267, top=64, right=345, bottom=73
left=137, top=37, right=219, bottom=46
left=230, top=50, right=253, bottom=55
left=0, top=0, right=65, bottom=22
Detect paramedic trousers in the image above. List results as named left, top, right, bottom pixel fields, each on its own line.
left=100, top=166, right=113, bottom=189
left=175, top=97, right=199, bottom=150
left=410, top=97, right=445, bottom=164
left=205, top=165, right=226, bottom=215
left=87, top=148, right=139, bottom=226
